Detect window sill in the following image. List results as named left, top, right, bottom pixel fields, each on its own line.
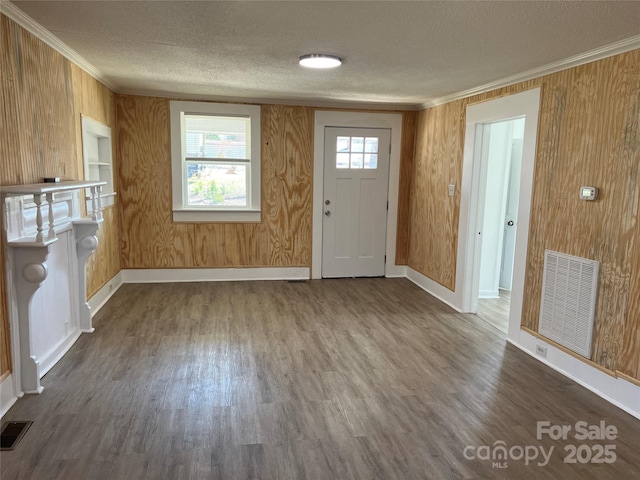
left=173, top=209, right=261, bottom=223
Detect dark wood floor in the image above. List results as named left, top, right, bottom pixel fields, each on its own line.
left=476, top=290, right=511, bottom=334
left=2, top=278, right=639, bottom=479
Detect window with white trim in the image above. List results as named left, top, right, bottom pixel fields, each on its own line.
left=170, top=101, right=261, bottom=222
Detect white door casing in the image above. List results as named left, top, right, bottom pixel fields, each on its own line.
left=322, top=128, right=391, bottom=277
left=459, top=88, right=541, bottom=342
left=312, top=111, right=404, bottom=280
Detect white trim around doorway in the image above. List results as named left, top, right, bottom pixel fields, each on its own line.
left=458, top=88, right=541, bottom=341
left=312, top=111, right=403, bottom=279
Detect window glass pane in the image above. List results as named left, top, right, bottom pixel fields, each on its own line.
left=365, top=137, right=378, bottom=153
left=186, top=163, right=247, bottom=206
left=350, top=153, right=363, bottom=169
left=351, top=137, right=364, bottom=152
left=185, top=115, right=249, bottom=160
left=336, top=153, right=350, bottom=169
left=364, top=154, right=378, bottom=169
left=336, top=136, right=350, bottom=152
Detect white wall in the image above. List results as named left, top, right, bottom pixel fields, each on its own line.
left=478, top=120, right=513, bottom=298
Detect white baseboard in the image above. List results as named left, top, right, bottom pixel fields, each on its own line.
left=385, top=265, right=407, bottom=278
left=39, top=330, right=82, bottom=380
left=88, top=271, right=124, bottom=317
left=121, top=267, right=310, bottom=283
left=508, top=331, right=640, bottom=420
left=0, top=374, right=19, bottom=419
left=405, top=266, right=461, bottom=312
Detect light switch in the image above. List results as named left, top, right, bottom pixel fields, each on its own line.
left=448, top=184, right=455, bottom=197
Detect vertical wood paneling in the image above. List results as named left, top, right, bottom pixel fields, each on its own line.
left=263, top=105, right=314, bottom=266
left=0, top=16, right=77, bottom=184
left=395, top=111, right=417, bottom=265
left=117, top=97, right=314, bottom=269
left=0, top=14, right=120, bottom=377
left=521, top=54, right=640, bottom=372
left=407, top=50, right=640, bottom=380
left=407, top=102, right=464, bottom=289
left=116, top=95, right=195, bottom=268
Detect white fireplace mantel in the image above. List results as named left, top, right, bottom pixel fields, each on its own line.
left=2, top=180, right=106, bottom=394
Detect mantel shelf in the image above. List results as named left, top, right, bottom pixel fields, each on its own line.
left=8, top=236, right=59, bottom=248
left=0, top=180, right=106, bottom=196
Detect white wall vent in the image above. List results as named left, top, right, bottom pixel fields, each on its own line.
left=538, top=250, right=599, bottom=359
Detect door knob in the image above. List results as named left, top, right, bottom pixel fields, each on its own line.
left=507, top=220, right=514, bottom=226
left=325, top=210, right=331, bottom=216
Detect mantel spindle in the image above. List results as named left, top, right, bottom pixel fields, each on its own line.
left=46, top=192, right=56, bottom=239
left=90, top=186, right=98, bottom=221
left=34, top=193, right=44, bottom=242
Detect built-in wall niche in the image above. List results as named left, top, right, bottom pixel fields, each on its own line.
left=81, top=116, right=115, bottom=208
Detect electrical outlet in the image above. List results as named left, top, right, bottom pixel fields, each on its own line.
left=536, top=344, right=547, bottom=357
left=448, top=184, right=455, bottom=197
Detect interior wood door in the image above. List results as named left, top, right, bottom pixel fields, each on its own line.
left=322, top=127, right=391, bottom=278
left=500, top=137, right=524, bottom=290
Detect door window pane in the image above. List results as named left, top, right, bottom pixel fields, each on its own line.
left=350, top=153, right=364, bottom=169
left=365, top=137, right=378, bottom=153
left=336, top=136, right=350, bottom=152
left=335, top=135, right=380, bottom=169
left=364, top=154, right=378, bottom=169
left=336, top=153, right=350, bottom=169
left=351, top=137, right=364, bottom=153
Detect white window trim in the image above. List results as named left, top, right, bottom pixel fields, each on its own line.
left=170, top=101, right=261, bottom=222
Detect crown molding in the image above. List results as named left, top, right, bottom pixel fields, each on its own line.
left=115, top=87, right=423, bottom=112
left=422, top=34, right=640, bottom=109
left=0, top=1, right=117, bottom=91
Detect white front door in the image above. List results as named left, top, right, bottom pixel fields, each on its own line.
left=322, top=127, right=391, bottom=278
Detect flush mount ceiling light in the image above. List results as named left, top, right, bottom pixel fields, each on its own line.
left=299, top=54, right=342, bottom=69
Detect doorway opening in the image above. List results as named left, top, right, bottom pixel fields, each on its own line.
left=474, top=118, right=525, bottom=333
left=459, top=88, right=541, bottom=340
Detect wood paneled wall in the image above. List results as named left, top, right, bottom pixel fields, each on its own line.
left=405, top=50, right=640, bottom=380
left=407, top=102, right=465, bottom=289
left=0, top=15, right=121, bottom=378
left=117, top=95, right=314, bottom=268
left=395, top=111, right=418, bottom=265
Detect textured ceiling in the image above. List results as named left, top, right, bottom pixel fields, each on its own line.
left=11, top=0, right=640, bottom=108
